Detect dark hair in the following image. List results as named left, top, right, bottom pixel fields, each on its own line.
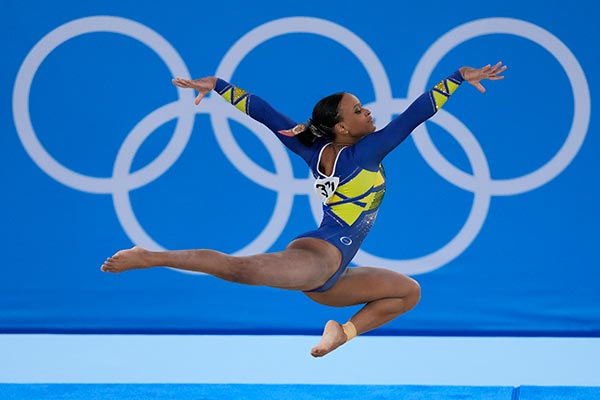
left=296, top=92, right=345, bottom=146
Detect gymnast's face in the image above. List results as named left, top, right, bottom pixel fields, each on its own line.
left=335, top=93, right=376, bottom=140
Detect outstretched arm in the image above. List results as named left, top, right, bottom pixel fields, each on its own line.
left=354, top=62, right=506, bottom=169
left=172, top=76, right=316, bottom=163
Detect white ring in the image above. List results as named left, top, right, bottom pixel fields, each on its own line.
left=13, top=16, right=588, bottom=275
left=408, top=17, right=591, bottom=195
left=13, top=16, right=195, bottom=194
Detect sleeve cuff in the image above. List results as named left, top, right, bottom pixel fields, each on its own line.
left=214, top=77, right=230, bottom=93
left=450, top=69, right=464, bottom=84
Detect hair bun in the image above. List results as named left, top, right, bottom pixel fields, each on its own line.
left=307, top=119, right=323, bottom=137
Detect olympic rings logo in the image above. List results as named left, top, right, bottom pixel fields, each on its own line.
left=13, top=16, right=590, bottom=275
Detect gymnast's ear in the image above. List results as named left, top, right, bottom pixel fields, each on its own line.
left=333, top=122, right=348, bottom=136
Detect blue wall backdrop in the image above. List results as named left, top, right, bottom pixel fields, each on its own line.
left=1, top=0, right=598, bottom=336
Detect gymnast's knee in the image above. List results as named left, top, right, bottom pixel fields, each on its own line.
left=404, top=278, right=422, bottom=312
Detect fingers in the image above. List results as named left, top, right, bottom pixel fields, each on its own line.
left=478, top=62, right=506, bottom=77
left=194, top=93, right=205, bottom=105
left=172, top=77, right=194, bottom=88
left=488, top=62, right=507, bottom=77
left=474, top=82, right=486, bottom=93
left=495, top=65, right=508, bottom=75
left=101, top=258, right=114, bottom=272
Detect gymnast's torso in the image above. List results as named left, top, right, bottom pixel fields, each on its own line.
left=213, top=71, right=463, bottom=291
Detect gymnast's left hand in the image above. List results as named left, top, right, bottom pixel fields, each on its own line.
left=172, top=76, right=217, bottom=105
left=459, top=62, right=507, bottom=93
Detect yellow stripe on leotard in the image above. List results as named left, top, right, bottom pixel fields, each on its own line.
left=328, top=168, right=386, bottom=226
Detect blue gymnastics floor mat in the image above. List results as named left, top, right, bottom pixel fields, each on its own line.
left=0, top=384, right=598, bottom=400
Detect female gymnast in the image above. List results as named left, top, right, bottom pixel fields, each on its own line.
left=102, top=62, right=506, bottom=357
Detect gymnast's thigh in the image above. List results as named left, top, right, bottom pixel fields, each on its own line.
left=304, top=266, right=420, bottom=307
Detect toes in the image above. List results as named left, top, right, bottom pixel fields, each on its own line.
left=310, top=347, right=324, bottom=358
left=101, top=259, right=117, bottom=273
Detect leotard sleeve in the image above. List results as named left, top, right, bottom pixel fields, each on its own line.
left=354, top=70, right=464, bottom=170
left=214, top=78, right=317, bottom=164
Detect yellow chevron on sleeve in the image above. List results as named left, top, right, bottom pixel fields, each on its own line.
left=432, top=90, right=449, bottom=110
left=234, top=95, right=248, bottom=113
left=221, top=87, right=233, bottom=103
left=221, top=86, right=250, bottom=114
left=434, top=81, right=448, bottom=94
left=446, top=79, right=460, bottom=94
left=233, top=87, right=247, bottom=102
left=432, top=77, right=461, bottom=110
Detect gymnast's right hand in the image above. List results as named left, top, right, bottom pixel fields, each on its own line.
left=172, top=76, right=217, bottom=105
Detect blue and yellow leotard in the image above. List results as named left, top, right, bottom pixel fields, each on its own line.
left=214, top=71, right=464, bottom=291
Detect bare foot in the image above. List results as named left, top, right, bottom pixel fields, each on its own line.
left=310, top=320, right=347, bottom=357
left=101, top=246, right=153, bottom=273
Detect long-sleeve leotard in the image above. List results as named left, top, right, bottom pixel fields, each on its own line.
left=214, top=71, right=463, bottom=169
left=213, top=71, right=464, bottom=291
